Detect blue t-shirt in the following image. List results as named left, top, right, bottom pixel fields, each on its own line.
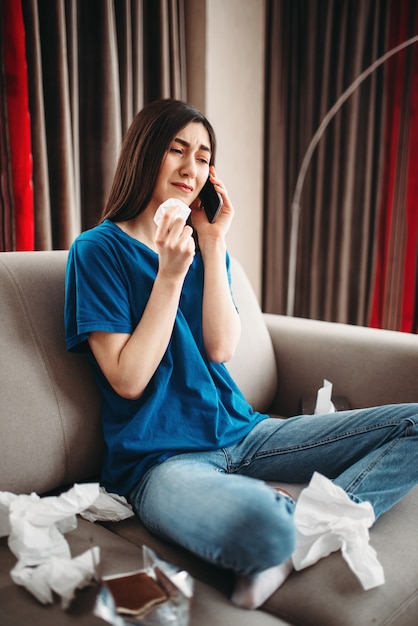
left=65, top=220, right=267, bottom=495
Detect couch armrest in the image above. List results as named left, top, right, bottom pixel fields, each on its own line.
left=263, top=313, right=418, bottom=417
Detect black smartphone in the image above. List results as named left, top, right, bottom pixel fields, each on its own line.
left=199, top=176, right=223, bottom=223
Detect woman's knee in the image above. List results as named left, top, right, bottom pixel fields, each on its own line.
left=130, top=463, right=297, bottom=576
left=218, top=482, right=297, bottom=575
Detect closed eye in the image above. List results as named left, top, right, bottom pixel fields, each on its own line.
left=172, top=136, right=211, bottom=160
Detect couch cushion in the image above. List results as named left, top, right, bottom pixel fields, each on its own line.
left=227, top=257, right=278, bottom=413
left=104, top=486, right=418, bottom=625
left=264, top=313, right=418, bottom=416
left=0, top=252, right=276, bottom=496
left=265, top=485, right=418, bottom=626
left=0, top=251, right=103, bottom=495
left=1, top=517, right=291, bottom=626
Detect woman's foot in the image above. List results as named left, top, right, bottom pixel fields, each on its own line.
left=231, top=559, right=293, bottom=609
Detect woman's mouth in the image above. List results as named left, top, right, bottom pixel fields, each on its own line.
left=172, top=182, right=193, bottom=193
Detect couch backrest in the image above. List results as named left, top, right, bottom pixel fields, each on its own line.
left=0, top=252, right=277, bottom=495
left=227, top=258, right=277, bottom=410
left=0, top=251, right=103, bottom=495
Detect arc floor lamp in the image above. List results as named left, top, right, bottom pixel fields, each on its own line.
left=286, top=34, right=418, bottom=317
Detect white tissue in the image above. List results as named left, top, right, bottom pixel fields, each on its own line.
left=292, top=472, right=385, bottom=590
left=0, top=483, right=134, bottom=609
left=0, top=491, right=18, bottom=537
left=79, top=486, right=134, bottom=523
left=314, top=379, right=336, bottom=414
left=11, top=547, right=100, bottom=609
left=8, top=484, right=99, bottom=565
left=153, top=198, right=191, bottom=225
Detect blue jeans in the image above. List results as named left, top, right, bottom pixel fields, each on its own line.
left=129, top=404, right=418, bottom=576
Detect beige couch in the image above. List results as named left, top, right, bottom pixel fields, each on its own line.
left=1, top=250, right=417, bottom=626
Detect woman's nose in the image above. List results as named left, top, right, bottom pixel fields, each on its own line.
left=180, top=156, right=197, bottom=178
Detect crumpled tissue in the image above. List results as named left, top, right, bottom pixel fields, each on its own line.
left=153, top=198, right=191, bottom=226
left=0, top=483, right=134, bottom=609
left=11, top=546, right=101, bottom=609
left=314, top=379, right=336, bottom=414
left=79, top=486, right=134, bottom=523
left=291, top=472, right=385, bottom=590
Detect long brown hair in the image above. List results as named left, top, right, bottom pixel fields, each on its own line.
left=101, top=99, right=217, bottom=222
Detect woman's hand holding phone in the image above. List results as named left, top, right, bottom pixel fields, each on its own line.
left=195, top=168, right=240, bottom=362
left=192, top=167, right=234, bottom=239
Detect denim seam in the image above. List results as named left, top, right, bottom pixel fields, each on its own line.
left=253, top=420, right=408, bottom=459
left=344, top=418, right=416, bottom=493
left=346, top=439, right=400, bottom=494
left=225, top=420, right=409, bottom=473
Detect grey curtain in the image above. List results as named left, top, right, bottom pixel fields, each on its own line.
left=263, top=0, right=389, bottom=325
left=21, top=0, right=187, bottom=250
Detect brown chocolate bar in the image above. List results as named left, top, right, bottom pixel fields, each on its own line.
left=105, top=571, right=168, bottom=618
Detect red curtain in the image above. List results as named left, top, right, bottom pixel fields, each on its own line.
left=1, top=0, right=34, bottom=251
left=370, top=1, right=418, bottom=332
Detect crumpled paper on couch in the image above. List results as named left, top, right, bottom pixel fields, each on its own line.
left=79, top=487, right=134, bottom=524
left=0, top=483, right=134, bottom=608
left=291, top=472, right=385, bottom=590
left=11, top=546, right=101, bottom=608
left=314, top=379, right=336, bottom=414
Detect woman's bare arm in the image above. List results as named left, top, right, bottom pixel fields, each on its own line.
left=192, top=169, right=241, bottom=362
left=88, top=210, right=195, bottom=399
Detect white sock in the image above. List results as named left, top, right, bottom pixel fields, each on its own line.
left=231, top=559, right=293, bottom=609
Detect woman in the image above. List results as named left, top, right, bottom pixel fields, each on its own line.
left=65, top=99, right=418, bottom=609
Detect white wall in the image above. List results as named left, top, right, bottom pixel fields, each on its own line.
left=186, top=0, right=266, bottom=300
